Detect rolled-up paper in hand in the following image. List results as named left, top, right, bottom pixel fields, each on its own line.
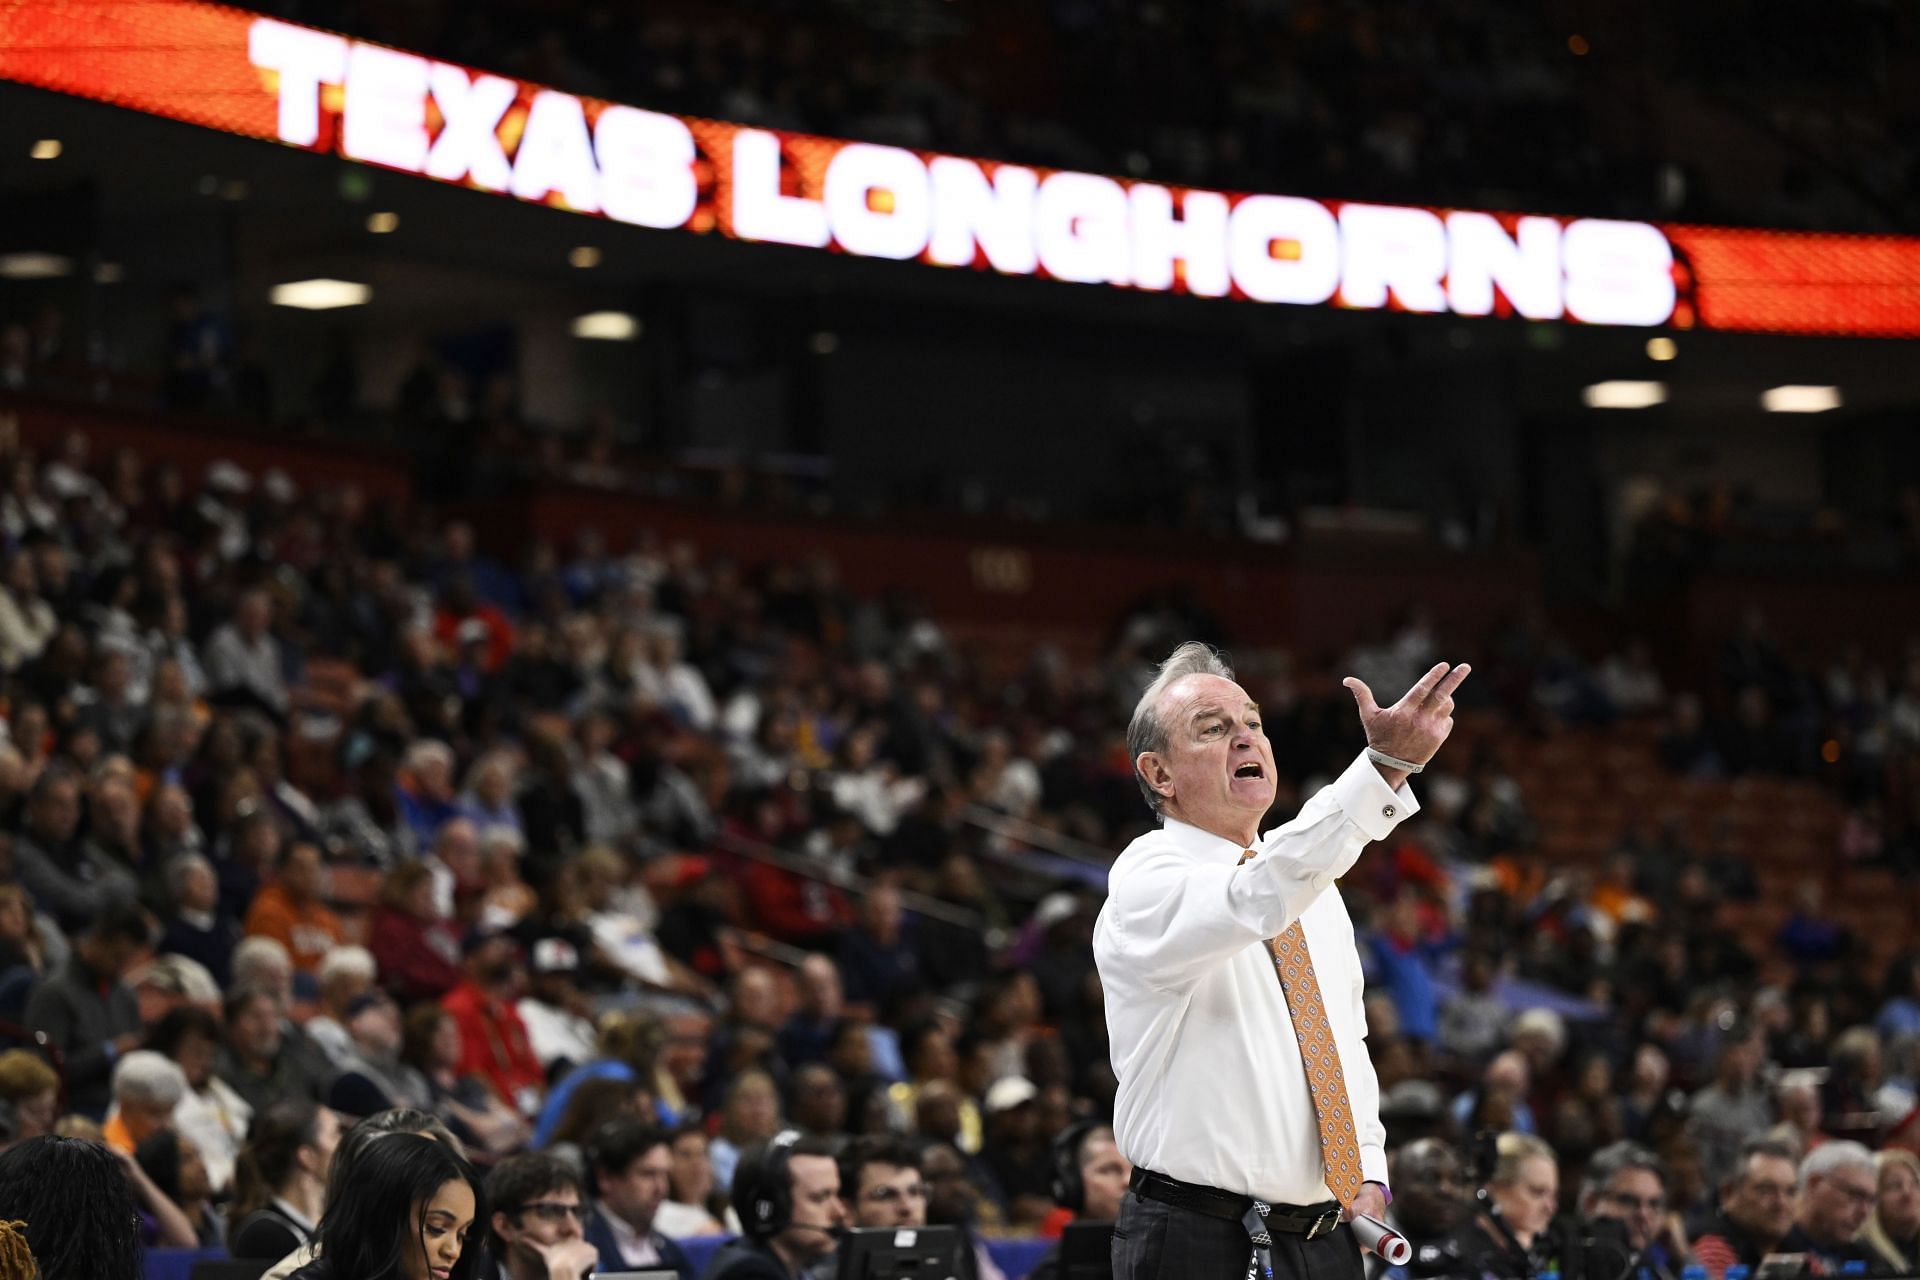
left=1350, top=1213, right=1412, bottom=1265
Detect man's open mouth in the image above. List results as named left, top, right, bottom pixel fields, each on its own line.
left=1234, top=762, right=1264, bottom=779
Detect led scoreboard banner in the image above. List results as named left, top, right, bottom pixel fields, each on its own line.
left=5, top=0, right=1920, bottom=338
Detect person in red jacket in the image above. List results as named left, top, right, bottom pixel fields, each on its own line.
left=368, top=861, right=464, bottom=1001
left=441, top=922, right=545, bottom=1115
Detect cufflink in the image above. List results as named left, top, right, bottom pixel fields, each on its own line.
left=1382, top=804, right=1397, bottom=818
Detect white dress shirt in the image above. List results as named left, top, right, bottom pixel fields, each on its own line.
left=172, top=1077, right=253, bottom=1194
left=1094, top=751, right=1416, bottom=1206
left=604, top=1208, right=666, bottom=1267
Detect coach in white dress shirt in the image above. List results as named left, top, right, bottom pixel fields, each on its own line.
left=1095, top=642, right=1470, bottom=1280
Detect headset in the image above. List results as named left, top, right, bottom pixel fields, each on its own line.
left=1049, top=1118, right=1103, bottom=1215
left=734, top=1128, right=805, bottom=1240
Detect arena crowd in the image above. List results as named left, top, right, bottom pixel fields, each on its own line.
left=0, top=428, right=1912, bottom=1278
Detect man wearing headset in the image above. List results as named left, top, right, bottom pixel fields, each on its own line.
left=704, top=1130, right=849, bottom=1280
left=1027, top=1120, right=1135, bottom=1280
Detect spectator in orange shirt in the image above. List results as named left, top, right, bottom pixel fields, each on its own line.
left=442, top=923, right=545, bottom=1116
left=242, top=842, right=343, bottom=978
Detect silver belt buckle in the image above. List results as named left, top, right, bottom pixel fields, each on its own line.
left=1305, top=1207, right=1340, bottom=1240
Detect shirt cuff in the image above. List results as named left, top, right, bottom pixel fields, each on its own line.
left=1361, top=1144, right=1390, bottom=1191
left=1328, top=751, right=1420, bottom=842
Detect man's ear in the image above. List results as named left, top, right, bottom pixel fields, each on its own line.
left=1137, top=753, right=1174, bottom=801
left=491, top=1209, right=514, bottom=1245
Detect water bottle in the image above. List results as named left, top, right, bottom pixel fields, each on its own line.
left=1682, top=1266, right=1709, bottom=1280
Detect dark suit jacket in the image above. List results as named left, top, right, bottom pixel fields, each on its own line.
left=583, top=1207, right=695, bottom=1280
left=699, top=1237, right=798, bottom=1280
left=230, top=1204, right=311, bottom=1260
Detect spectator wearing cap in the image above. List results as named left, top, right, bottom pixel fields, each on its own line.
left=202, top=589, right=287, bottom=717
left=443, top=923, right=544, bottom=1114
left=518, top=935, right=596, bottom=1076
left=243, top=842, right=344, bottom=978
left=158, top=852, right=240, bottom=988
left=103, top=1049, right=188, bottom=1154
left=302, top=945, right=377, bottom=1070
left=23, top=903, right=146, bottom=1117
left=369, top=860, right=463, bottom=1001
left=979, top=1076, right=1054, bottom=1228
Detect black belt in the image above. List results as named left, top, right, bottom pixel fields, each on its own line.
left=1129, top=1168, right=1344, bottom=1240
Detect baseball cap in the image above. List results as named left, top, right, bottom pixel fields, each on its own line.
left=984, top=1076, right=1039, bottom=1114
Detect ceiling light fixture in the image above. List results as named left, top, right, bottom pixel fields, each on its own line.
left=269, top=279, right=372, bottom=310
left=1582, top=380, right=1667, bottom=409
left=571, top=311, right=639, bottom=340
left=1760, top=385, right=1841, bottom=413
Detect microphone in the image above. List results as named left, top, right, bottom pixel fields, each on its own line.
left=786, top=1223, right=847, bottom=1239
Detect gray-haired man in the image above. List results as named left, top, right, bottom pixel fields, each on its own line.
left=1096, top=642, right=1469, bottom=1280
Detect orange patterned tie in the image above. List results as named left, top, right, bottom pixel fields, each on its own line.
left=1244, top=849, right=1364, bottom=1207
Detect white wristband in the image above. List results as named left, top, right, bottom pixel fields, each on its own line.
left=1365, top=746, right=1424, bottom=774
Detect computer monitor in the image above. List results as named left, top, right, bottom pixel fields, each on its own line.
left=1059, top=1220, right=1115, bottom=1280
left=835, top=1224, right=969, bottom=1280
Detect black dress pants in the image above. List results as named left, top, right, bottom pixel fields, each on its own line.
left=1112, top=1192, right=1366, bottom=1280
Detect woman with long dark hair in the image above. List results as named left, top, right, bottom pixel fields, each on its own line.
left=0, top=1134, right=142, bottom=1279
left=288, top=1133, right=485, bottom=1280
left=259, top=1108, right=465, bottom=1280
left=229, top=1099, right=341, bottom=1259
